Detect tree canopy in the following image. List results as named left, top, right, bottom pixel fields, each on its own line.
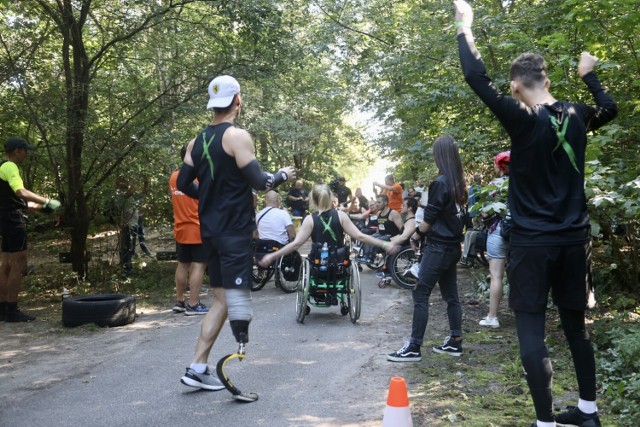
left=0, top=0, right=637, bottom=285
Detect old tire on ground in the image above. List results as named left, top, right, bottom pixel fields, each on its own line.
left=62, top=294, right=136, bottom=327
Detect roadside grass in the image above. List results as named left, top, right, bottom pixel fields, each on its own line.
left=405, top=269, right=628, bottom=427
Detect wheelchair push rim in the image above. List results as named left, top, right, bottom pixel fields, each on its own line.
left=296, top=258, right=310, bottom=323
left=348, top=262, right=361, bottom=323
left=276, top=251, right=303, bottom=294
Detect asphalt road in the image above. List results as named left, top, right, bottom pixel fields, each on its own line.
left=0, top=267, right=417, bottom=427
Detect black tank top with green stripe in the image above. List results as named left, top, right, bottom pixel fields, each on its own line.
left=190, top=123, right=255, bottom=237
left=311, top=209, right=344, bottom=248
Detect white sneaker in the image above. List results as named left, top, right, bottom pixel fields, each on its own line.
left=403, top=263, right=420, bottom=279
left=479, top=316, right=500, bottom=328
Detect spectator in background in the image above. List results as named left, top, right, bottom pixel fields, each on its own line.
left=114, top=176, right=139, bottom=276
left=467, top=174, right=482, bottom=229
left=373, top=174, right=403, bottom=213
left=134, top=176, right=153, bottom=258
left=169, top=146, right=208, bottom=315
left=286, top=180, right=309, bottom=219
left=354, top=187, right=369, bottom=210
left=479, top=152, right=510, bottom=329
left=332, top=176, right=352, bottom=208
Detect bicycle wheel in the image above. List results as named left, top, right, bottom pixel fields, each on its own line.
left=276, top=251, right=302, bottom=294
left=389, top=246, right=419, bottom=290
left=347, top=263, right=361, bottom=323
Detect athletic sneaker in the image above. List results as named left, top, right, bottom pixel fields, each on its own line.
left=180, top=367, right=225, bottom=391
left=403, top=263, right=420, bottom=279
left=479, top=316, right=500, bottom=328
left=5, top=307, right=35, bottom=322
left=555, top=406, right=602, bottom=427
left=185, top=302, right=209, bottom=316
left=375, top=270, right=392, bottom=279
left=387, top=341, right=422, bottom=362
left=172, top=300, right=186, bottom=313
left=432, top=336, right=462, bottom=357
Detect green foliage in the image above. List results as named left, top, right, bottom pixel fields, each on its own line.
left=469, top=177, right=509, bottom=217
left=592, top=313, right=640, bottom=426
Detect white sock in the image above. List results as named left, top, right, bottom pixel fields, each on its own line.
left=190, top=363, right=208, bottom=374
left=578, top=399, right=597, bottom=414
left=536, top=421, right=555, bottom=427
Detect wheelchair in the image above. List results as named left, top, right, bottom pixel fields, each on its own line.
left=251, top=239, right=303, bottom=293
left=296, top=245, right=361, bottom=324
left=387, top=244, right=420, bottom=290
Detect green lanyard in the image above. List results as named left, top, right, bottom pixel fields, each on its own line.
left=318, top=214, right=337, bottom=242
left=549, top=111, right=579, bottom=173
left=201, top=131, right=216, bottom=179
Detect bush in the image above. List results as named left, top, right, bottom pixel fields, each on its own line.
left=592, top=313, right=640, bottom=426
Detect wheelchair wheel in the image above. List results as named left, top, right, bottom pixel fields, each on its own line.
left=296, top=259, right=311, bottom=323
left=389, top=246, right=419, bottom=290
left=276, top=251, right=302, bottom=294
left=347, top=263, right=361, bottom=323
left=366, top=252, right=385, bottom=271
left=251, top=263, right=274, bottom=292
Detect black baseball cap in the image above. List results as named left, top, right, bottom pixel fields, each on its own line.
left=5, top=137, right=35, bottom=152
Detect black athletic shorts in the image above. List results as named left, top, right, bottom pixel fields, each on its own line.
left=0, top=209, right=27, bottom=253
left=507, top=242, right=592, bottom=313
left=175, top=242, right=207, bottom=263
left=203, top=233, right=253, bottom=290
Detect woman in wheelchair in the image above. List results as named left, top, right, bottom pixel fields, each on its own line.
left=259, top=184, right=400, bottom=276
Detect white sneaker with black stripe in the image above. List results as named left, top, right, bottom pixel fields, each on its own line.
left=387, top=340, right=422, bottom=362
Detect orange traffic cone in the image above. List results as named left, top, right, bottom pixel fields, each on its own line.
left=382, top=376, right=413, bottom=427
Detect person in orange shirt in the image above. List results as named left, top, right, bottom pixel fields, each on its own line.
left=373, top=174, right=403, bottom=213
left=169, top=146, right=208, bottom=316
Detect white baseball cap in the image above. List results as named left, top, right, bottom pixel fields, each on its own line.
left=207, top=75, right=240, bottom=109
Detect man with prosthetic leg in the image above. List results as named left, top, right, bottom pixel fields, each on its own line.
left=177, top=75, right=295, bottom=401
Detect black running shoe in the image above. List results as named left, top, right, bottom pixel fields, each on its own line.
left=432, top=336, right=462, bottom=357
left=555, top=406, right=602, bottom=427
left=387, top=341, right=422, bottom=362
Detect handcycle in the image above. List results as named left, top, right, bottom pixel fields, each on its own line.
left=296, top=245, right=361, bottom=324
left=251, top=239, right=302, bottom=293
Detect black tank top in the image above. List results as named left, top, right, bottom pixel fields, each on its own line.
left=311, top=209, right=345, bottom=248
left=190, top=123, right=255, bottom=237
left=0, top=161, right=27, bottom=211
left=376, top=209, right=400, bottom=236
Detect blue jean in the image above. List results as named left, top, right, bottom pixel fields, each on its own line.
left=291, top=208, right=306, bottom=219
left=410, top=241, right=462, bottom=345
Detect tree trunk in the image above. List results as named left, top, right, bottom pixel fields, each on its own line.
left=61, top=0, right=91, bottom=277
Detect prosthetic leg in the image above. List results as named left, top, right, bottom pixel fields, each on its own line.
left=215, top=290, right=258, bottom=403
